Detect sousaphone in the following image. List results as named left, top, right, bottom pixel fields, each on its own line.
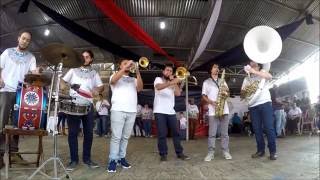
left=242, top=25, right=282, bottom=105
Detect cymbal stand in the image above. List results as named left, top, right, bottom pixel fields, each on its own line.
left=28, top=62, right=72, bottom=180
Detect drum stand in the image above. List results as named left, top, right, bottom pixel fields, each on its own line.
left=28, top=63, right=72, bottom=180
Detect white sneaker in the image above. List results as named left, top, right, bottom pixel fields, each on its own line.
left=204, top=152, right=214, bottom=162
left=223, top=151, right=232, bottom=160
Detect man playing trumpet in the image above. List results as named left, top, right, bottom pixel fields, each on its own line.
left=107, top=59, right=143, bottom=172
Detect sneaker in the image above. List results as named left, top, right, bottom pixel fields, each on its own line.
left=84, top=160, right=100, bottom=169
left=223, top=151, right=232, bottom=160
left=160, top=155, right=167, bottom=161
left=107, top=160, right=117, bottom=173
left=251, top=152, right=265, bottom=158
left=117, top=158, right=131, bottom=169
left=66, top=161, right=78, bottom=171
left=204, top=152, right=214, bottom=162
left=177, top=154, right=190, bottom=160
left=269, top=153, right=278, bottom=160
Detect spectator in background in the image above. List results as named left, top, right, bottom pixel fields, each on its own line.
left=142, top=104, right=153, bottom=137
left=270, top=85, right=286, bottom=138
left=95, top=94, right=111, bottom=137
left=242, top=112, right=253, bottom=136
left=231, top=113, right=242, bottom=134
left=287, top=103, right=302, bottom=135
left=133, top=104, right=144, bottom=137
left=300, top=92, right=311, bottom=114
left=314, top=96, right=320, bottom=134
left=179, top=112, right=187, bottom=140
left=187, top=98, right=199, bottom=140
left=292, top=95, right=301, bottom=107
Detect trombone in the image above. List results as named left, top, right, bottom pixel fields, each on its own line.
left=130, top=57, right=149, bottom=73
left=175, top=67, right=198, bottom=87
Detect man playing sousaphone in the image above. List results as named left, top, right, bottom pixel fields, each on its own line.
left=241, top=61, right=277, bottom=160
left=60, top=50, right=104, bottom=171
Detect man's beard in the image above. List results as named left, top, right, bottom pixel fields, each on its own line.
left=163, top=74, right=170, bottom=80
left=18, top=44, right=27, bottom=51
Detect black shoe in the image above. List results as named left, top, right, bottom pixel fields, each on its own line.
left=66, top=161, right=78, bottom=171
left=160, top=155, right=167, bottom=161
left=251, top=152, right=265, bottom=158
left=270, top=153, right=278, bottom=160
left=177, top=154, right=190, bottom=160
left=84, top=160, right=100, bottom=169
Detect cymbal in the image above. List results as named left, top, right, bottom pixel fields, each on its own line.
left=40, top=43, right=83, bottom=68
left=24, top=73, right=52, bottom=87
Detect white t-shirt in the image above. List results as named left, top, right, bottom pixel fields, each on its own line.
left=136, top=104, right=142, bottom=117
left=202, top=78, right=229, bottom=116
left=96, top=99, right=110, bottom=115
left=288, top=107, right=302, bottom=119
left=188, top=104, right=199, bottom=119
left=62, top=67, right=103, bottom=105
left=153, top=77, right=176, bottom=115
left=241, top=72, right=271, bottom=108
left=0, top=48, right=36, bottom=92
left=180, top=117, right=187, bottom=130
left=109, top=74, right=137, bottom=112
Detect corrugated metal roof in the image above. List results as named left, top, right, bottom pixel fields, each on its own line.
left=115, top=0, right=211, bottom=18
left=273, top=0, right=314, bottom=10
left=218, top=0, right=298, bottom=28
left=291, top=20, right=320, bottom=46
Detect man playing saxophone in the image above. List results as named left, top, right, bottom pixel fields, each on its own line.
left=202, top=64, right=232, bottom=161
left=241, top=60, right=277, bottom=160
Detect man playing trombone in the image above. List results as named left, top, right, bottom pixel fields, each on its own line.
left=153, top=64, right=190, bottom=161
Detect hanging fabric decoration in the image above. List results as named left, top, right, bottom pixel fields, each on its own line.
left=93, top=0, right=181, bottom=67
left=188, top=0, right=222, bottom=69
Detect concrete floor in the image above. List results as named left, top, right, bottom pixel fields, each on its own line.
left=1, top=134, right=319, bottom=180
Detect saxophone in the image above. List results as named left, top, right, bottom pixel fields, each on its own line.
left=215, top=69, right=229, bottom=117
left=240, top=78, right=260, bottom=100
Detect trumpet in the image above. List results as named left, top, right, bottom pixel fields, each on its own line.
left=130, top=57, right=149, bottom=73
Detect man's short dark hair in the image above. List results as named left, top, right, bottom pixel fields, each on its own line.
left=82, top=50, right=94, bottom=59
left=163, top=64, right=174, bottom=70
left=18, top=30, right=32, bottom=38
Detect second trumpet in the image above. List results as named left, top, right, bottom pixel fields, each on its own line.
left=130, top=57, right=149, bottom=73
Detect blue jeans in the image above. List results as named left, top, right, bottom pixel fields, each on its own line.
left=96, top=115, right=110, bottom=136
left=143, top=119, right=152, bottom=136
left=108, top=111, right=136, bottom=161
left=57, top=112, right=66, bottom=128
left=249, top=102, right=276, bottom=154
left=274, top=109, right=286, bottom=136
left=66, top=105, right=94, bottom=163
left=154, top=113, right=183, bottom=156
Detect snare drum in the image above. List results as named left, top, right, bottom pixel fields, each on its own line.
left=59, top=100, right=91, bottom=116
left=13, top=83, right=47, bottom=129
